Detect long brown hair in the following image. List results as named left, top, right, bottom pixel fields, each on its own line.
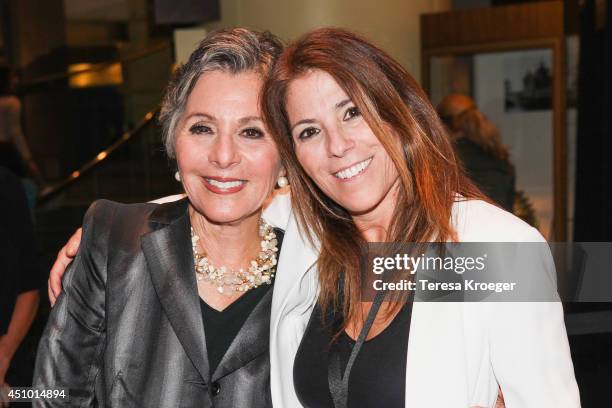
left=262, top=28, right=483, bottom=328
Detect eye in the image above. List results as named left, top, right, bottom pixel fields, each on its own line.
left=189, top=124, right=212, bottom=135
left=343, top=106, right=361, bottom=121
left=297, top=127, right=320, bottom=140
left=241, top=127, right=264, bottom=139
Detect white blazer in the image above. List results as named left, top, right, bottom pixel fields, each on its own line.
left=267, top=194, right=581, bottom=408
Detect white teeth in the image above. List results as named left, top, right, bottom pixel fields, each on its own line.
left=334, top=157, right=372, bottom=180
left=206, top=179, right=245, bottom=189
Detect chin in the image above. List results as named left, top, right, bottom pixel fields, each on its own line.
left=192, top=201, right=252, bottom=225
left=204, top=213, right=249, bottom=225
left=337, top=193, right=385, bottom=216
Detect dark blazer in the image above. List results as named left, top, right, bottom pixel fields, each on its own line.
left=33, top=198, right=273, bottom=407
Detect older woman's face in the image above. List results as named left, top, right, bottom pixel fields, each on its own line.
left=175, top=70, right=283, bottom=224
left=286, top=69, right=399, bottom=217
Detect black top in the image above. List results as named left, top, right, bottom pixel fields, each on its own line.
left=200, top=281, right=273, bottom=374
left=0, top=166, right=42, bottom=335
left=294, top=299, right=413, bottom=408
left=200, top=227, right=283, bottom=374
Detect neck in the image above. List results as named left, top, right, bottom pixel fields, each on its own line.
left=351, top=179, right=401, bottom=242
left=189, top=205, right=262, bottom=270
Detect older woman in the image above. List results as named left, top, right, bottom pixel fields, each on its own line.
left=34, top=28, right=287, bottom=407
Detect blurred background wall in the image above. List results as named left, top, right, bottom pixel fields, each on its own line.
left=201, top=0, right=451, bottom=83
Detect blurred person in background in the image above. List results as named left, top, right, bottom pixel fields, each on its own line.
left=0, top=68, right=39, bottom=177
left=0, top=142, right=25, bottom=179
left=0, top=166, right=42, bottom=406
left=0, top=67, right=44, bottom=212
left=437, top=94, right=515, bottom=212
left=0, top=140, right=38, bottom=219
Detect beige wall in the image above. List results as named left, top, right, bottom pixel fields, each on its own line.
left=202, top=0, right=451, bottom=83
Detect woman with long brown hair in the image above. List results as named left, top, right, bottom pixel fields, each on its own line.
left=262, top=28, right=578, bottom=407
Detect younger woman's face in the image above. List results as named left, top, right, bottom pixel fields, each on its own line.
left=285, top=69, right=400, bottom=218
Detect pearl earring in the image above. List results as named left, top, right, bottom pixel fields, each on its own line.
left=277, top=176, right=288, bottom=188
left=174, top=171, right=181, bottom=182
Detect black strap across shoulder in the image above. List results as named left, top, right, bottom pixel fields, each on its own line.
left=327, top=289, right=386, bottom=408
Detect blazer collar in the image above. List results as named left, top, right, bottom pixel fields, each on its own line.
left=212, top=287, right=273, bottom=381
left=270, top=209, right=319, bottom=333
left=147, top=196, right=190, bottom=225
left=212, top=227, right=283, bottom=380
left=141, top=198, right=211, bottom=382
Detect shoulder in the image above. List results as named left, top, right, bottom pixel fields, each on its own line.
left=85, top=199, right=158, bottom=226
left=451, top=198, right=544, bottom=242
left=82, top=199, right=161, bottom=246
left=263, top=190, right=292, bottom=229
left=78, top=200, right=176, bottom=267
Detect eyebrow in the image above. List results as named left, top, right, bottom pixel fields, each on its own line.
left=335, top=98, right=351, bottom=109
left=290, top=99, right=353, bottom=132
left=238, top=116, right=263, bottom=125
left=184, top=113, right=262, bottom=125
left=184, top=112, right=215, bottom=122
left=290, top=118, right=316, bottom=132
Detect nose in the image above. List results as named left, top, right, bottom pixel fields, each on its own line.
left=325, top=126, right=354, bottom=158
left=208, top=133, right=240, bottom=168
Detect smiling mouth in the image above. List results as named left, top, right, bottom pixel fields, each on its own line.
left=333, top=157, right=373, bottom=180
left=204, top=177, right=247, bottom=193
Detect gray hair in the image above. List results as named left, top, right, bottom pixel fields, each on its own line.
left=159, top=27, right=283, bottom=158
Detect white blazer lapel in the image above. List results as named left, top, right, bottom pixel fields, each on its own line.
left=269, top=205, right=320, bottom=407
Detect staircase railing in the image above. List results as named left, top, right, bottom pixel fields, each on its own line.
left=37, top=108, right=159, bottom=203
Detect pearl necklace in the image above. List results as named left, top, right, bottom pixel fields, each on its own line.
left=190, top=219, right=278, bottom=296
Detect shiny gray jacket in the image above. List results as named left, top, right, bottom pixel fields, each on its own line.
left=33, top=198, right=273, bottom=407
